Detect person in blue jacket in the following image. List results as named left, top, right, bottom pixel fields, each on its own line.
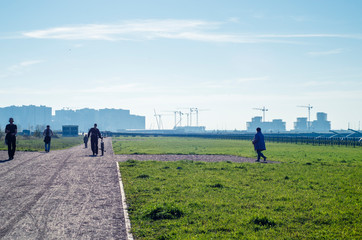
left=252, top=127, right=267, bottom=162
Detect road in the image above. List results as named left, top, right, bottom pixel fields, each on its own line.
left=0, top=138, right=129, bottom=240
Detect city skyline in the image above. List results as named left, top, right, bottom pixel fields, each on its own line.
left=1, top=1, right=361, bottom=130
left=0, top=104, right=346, bottom=132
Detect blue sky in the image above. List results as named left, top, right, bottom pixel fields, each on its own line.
left=1, top=0, right=361, bottom=130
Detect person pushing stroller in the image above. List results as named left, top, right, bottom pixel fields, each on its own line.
left=87, top=123, right=102, bottom=156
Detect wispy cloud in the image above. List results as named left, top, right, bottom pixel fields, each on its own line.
left=79, top=83, right=144, bottom=93
left=307, top=48, right=345, bottom=56
left=227, top=17, right=240, bottom=23
left=237, top=76, right=270, bottom=82
left=22, top=20, right=220, bottom=41
left=200, top=76, right=270, bottom=89
left=8, top=60, right=43, bottom=71
left=257, top=34, right=362, bottom=39
left=18, top=19, right=362, bottom=43
left=0, top=60, right=44, bottom=79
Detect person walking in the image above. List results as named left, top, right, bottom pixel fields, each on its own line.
left=87, top=123, right=102, bottom=156
left=43, top=125, right=54, bottom=152
left=83, top=134, right=88, bottom=148
left=5, top=117, right=17, bottom=160
left=252, top=127, right=267, bottom=162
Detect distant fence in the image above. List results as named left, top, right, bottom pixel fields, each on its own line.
left=109, top=132, right=362, bottom=147
left=266, top=136, right=361, bottom=147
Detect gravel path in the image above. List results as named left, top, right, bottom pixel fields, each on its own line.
left=0, top=138, right=276, bottom=239
left=0, top=138, right=127, bottom=240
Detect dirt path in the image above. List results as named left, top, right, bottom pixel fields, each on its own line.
left=0, top=138, right=128, bottom=240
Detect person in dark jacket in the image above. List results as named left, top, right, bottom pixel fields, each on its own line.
left=5, top=117, right=17, bottom=160
left=87, top=123, right=102, bottom=156
left=83, top=134, right=88, bottom=148
left=252, top=127, right=267, bottom=162
left=43, top=125, right=54, bottom=152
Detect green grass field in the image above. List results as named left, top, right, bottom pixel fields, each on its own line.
left=0, top=135, right=83, bottom=151
left=116, top=136, right=361, bottom=239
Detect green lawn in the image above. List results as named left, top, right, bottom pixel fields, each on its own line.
left=0, top=136, right=83, bottom=151
left=116, top=136, right=362, bottom=239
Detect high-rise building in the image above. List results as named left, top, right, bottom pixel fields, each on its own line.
left=310, top=112, right=331, bottom=132
left=294, top=117, right=308, bottom=132
left=246, top=116, right=286, bottom=133
left=0, top=105, right=51, bottom=131
left=52, top=108, right=145, bottom=132
left=0, top=105, right=145, bottom=132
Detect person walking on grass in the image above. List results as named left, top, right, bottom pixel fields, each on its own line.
left=5, top=117, right=17, bottom=160
left=87, top=123, right=102, bottom=156
left=43, top=125, right=53, bottom=152
left=252, top=127, right=267, bottom=162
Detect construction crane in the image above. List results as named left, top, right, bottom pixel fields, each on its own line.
left=297, top=104, right=313, bottom=130
left=253, top=106, right=268, bottom=122
left=153, top=109, right=163, bottom=130
left=171, top=108, right=209, bottom=128
left=170, top=111, right=183, bottom=128
left=189, top=107, right=210, bottom=126
left=190, top=108, right=198, bottom=126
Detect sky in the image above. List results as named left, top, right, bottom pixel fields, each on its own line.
left=0, top=0, right=361, bottom=130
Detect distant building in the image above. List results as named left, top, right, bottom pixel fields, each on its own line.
left=173, top=126, right=206, bottom=133
left=0, top=105, right=52, bottom=131
left=62, top=125, right=79, bottom=137
left=293, top=112, right=331, bottom=132
left=53, top=108, right=145, bottom=132
left=246, top=116, right=286, bottom=133
left=0, top=105, right=145, bottom=132
left=310, top=112, right=331, bottom=132
left=294, top=117, right=308, bottom=132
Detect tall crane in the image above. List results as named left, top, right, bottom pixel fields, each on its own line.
left=171, top=111, right=183, bottom=128
left=189, top=108, right=209, bottom=126
left=173, top=107, right=209, bottom=127
left=190, top=108, right=199, bottom=126
left=297, top=104, right=313, bottom=130
left=153, top=109, right=163, bottom=130
left=253, top=106, right=268, bottom=122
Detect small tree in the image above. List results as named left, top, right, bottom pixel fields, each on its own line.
left=33, top=125, right=45, bottom=138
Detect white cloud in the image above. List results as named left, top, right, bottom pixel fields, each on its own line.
left=199, top=77, right=270, bottom=89
left=0, top=60, right=44, bottom=79
left=227, top=17, right=240, bottom=23
left=78, top=83, right=145, bottom=93
left=8, top=60, right=43, bottom=71
left=19, top=60, right=44, bottom=66
left=22, top=20, right=220, bottom=41
left=259, top=34, right=362, bottom=39
left=307, top=48, right=345, bottom=56
left=19, top=19, right=362, bottom=43
left=237, top=76, right=270, bottom=82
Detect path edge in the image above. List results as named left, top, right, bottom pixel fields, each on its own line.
left=116, top=162, right=134, bottom=240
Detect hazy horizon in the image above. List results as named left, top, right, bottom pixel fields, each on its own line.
left=1, top=1, right=361, bottom=130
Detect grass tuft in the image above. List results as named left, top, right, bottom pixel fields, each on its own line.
left=146, top=205, right=184, bottom=220
left=137, top=174, right=150, bottom=179
left=251, top=216, right=277, bottom=227
left=210, top=183, right=224, bottom=188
